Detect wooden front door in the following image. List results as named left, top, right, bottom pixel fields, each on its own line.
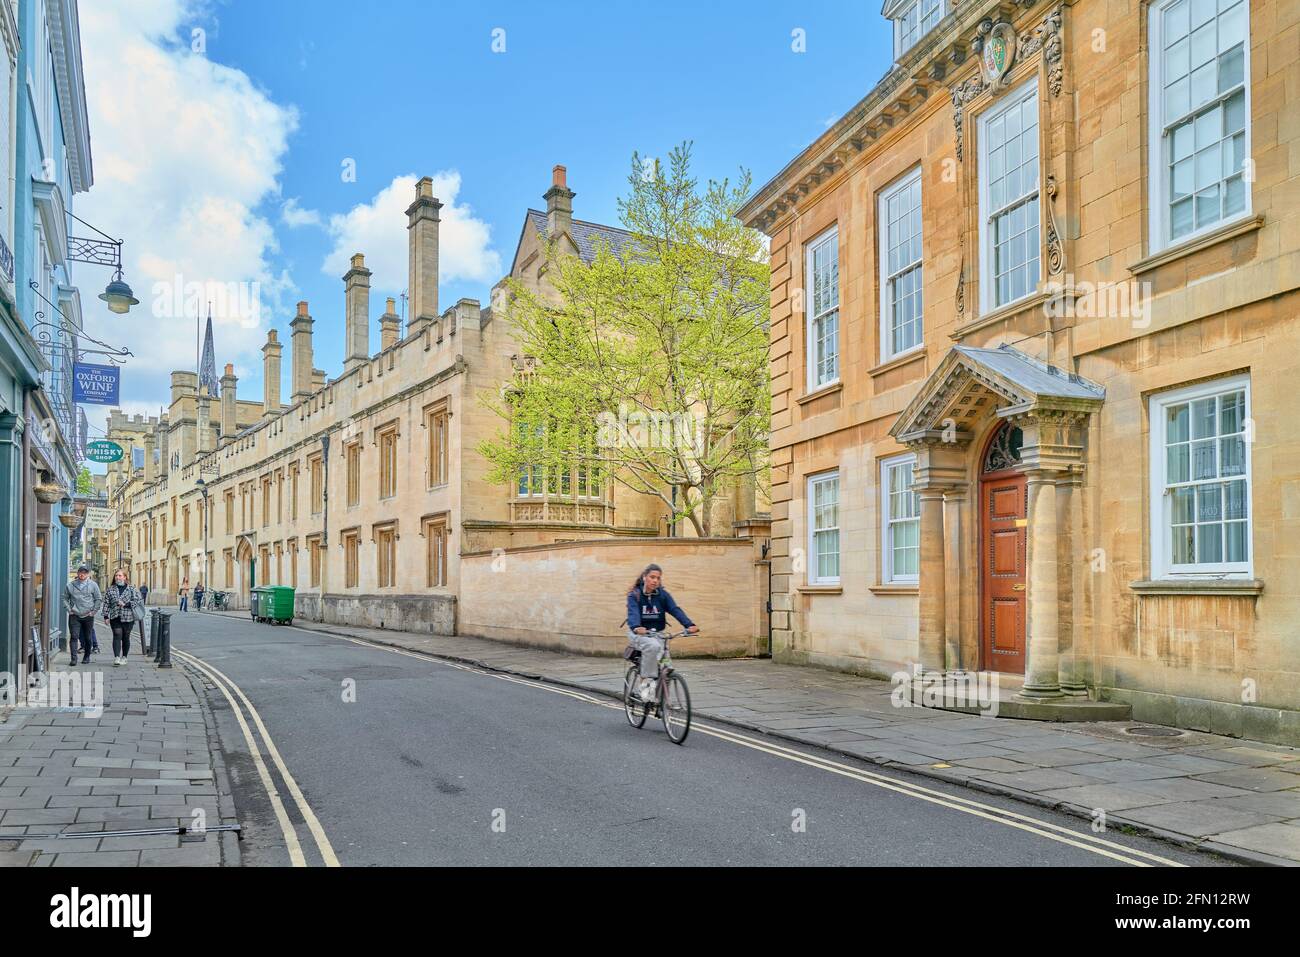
left=979, top=425, right=1027, bottom=673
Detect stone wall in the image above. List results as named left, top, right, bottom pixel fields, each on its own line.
left=458, top=537, right=769, bottom=657
left=296, top=592, right=457, bottom=636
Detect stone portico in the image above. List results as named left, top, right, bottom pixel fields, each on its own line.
left=890, top=345, right=1124, bottom=716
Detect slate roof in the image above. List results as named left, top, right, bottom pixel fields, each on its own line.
left=952, top=344, right=1106, bottom=401
left=524, top=209, right=638, bottom=264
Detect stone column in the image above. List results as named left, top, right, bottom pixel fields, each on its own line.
left=1020, top=468, right=1063, bottom=698
left=143, top=432, right=156, bottom=483
left=1057, top=471, right=1088, bottom=694
left=917, top=487, right=947, bottom=672
left=0, top=414, right=21, bottom=681
left=942, top=486, right=968, bottom=670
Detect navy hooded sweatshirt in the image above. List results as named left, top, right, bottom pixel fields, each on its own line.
left=626, top=586, right=694, bottom=633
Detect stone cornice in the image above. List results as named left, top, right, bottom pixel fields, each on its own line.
left=740, top=0, right=1070, bottom=233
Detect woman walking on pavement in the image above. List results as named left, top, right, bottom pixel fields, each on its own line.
left=102, top=568, right=143, bottom=666
left=178, top=577, right=189, bottom=612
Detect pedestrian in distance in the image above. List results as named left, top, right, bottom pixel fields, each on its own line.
left=178, top=577, right=189, bottom=612
left=194, top=580, right=206, bottom=611
left=624, top=563, right=697, bottom=702
left=102, top=568, right=143, bottom=666
left=139, top=583, right=149, bottom=605
left=64, top=563, right=101, bottom=666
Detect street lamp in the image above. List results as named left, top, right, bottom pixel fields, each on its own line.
left=65, top=208, right=139, bottom=316
left=196, top=477, right=210, bottom=602
left=99, top=273, right=139, bottom=315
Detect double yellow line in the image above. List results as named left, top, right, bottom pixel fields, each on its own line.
left=310, top=630, right=1187, bottom=868
left=173, top=648, right=339, bottom=867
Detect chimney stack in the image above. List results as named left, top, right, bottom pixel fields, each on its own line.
left=406, top=176, right=441, bottom=335
left=143, top=431, right=156, bottom=483
left=379, top=297, right=400, bottom=351
left=311, top=368, right=327, bottom=392
left=344, top=253, right=372, bottom=372
left=291, top=301, right=314, bottom=401
left=262, top=329, right=282, bottom=417
left=544, top=164, right=575, bottom=241
left=196, top=387, right=213, bottom=453
left=219, top=363, right=238, bottom=441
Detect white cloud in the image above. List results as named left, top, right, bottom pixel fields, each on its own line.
left=75, top=0, right=298, bottom=403
left=281, top=197, right=321, bottom=228
left=322, top=172, right=502, bottom=295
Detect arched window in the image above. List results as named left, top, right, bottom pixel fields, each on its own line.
left=982, top=421, right=1024, bottom=473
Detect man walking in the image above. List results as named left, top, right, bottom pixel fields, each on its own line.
left=193, top=581, right=206, bottom=611
left=64, top=564, right=101, bottom=666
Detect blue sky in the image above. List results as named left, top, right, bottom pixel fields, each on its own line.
left=77, top=0, right=894, bottom=440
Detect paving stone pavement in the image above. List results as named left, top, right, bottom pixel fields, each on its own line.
left=222, top=611, right=1299, bottom=866
left=0, top=620, right=239, bottom=867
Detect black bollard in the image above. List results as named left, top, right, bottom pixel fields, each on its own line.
left=148, top=609, right=159, bottom=656
left=154, top=612, right=165, bottom=663
left=158, top=613, right=173, bottom=669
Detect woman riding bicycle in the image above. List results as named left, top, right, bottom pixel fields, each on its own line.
left=625, top=564, right=697, bottom=701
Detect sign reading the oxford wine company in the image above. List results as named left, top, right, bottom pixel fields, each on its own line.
left=85, top=440, right=124, bottom=464
left=979, top=21, right=1018, bottom=88
left=72, top=362, right=121, bottom=406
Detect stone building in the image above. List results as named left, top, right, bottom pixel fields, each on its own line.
left=100, top=168, right=764, bottom=636
left=740, top=0, right=1299, bottom=741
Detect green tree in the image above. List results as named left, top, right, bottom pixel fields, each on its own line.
left=75, top=465, right=94, bottom=496
left=481, top=143, right=770, bottom=537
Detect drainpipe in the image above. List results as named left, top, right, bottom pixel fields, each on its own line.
left=761, top=539, right=772, bottom=659
left=320, top=433, right=330, bottom=596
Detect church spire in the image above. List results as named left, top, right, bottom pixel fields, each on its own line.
left=198, top=309, right=219, bottom=397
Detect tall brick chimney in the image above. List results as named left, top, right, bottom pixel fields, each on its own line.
left=344, top=253, right=371, bottom=372
left=262, top=329, right=282, bottom=417
left=545, top=164, right=575, bottom=240
left=406, top=176, right=441, bottom=335
left=219, top=364, right=237, bottom=440
left=379, top=297, right=400, bottom=351
left=291, top=301, right=314, bottom=401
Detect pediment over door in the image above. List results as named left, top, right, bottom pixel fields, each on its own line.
left=889, top=344, right=1105, bottom=446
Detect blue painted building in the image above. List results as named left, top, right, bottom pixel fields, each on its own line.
left=0, top=0, right=94, bottom=682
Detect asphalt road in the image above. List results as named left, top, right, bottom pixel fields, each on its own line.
left=168, top=610, right=1228, bottom=867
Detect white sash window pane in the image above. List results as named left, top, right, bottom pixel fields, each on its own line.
left=1153, top=0, right=1250, bottom=246
left=809, top=473, right=841, bottom=584
left=1154, top=381, right=1251, bottom=576
left=981, top=83, right=1041, bottom=309
left=806, top=229, right=840, bottom=389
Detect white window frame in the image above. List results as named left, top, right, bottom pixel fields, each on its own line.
left=1147, top=0, right=1252, bottom=255
left=880, top=454, right=920, bottom=584
left=893, top=0, right=945, bottom=57
left=878, top=168, right=925, bottom=362
left=807, top=471, right=841, bottom=586
left=977, top=79, right=1042, bottom=315
left=1148, top=374, right=1252, bottom=580
left=804, top=226, right=840, bottom=393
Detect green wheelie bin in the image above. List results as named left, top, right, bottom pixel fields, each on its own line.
left=263, top=586, right=296, bottom=625
left=250, top=586, right=268, bottom=622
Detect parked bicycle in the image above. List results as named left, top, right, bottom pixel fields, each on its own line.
left=622, top=628, right=693, bottom=744
left=208, top=590, right=230, bottom=612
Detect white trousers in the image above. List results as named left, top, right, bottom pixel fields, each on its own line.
left=628, top=631, right=664, bottom=679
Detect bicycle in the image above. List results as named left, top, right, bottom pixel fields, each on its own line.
left=208, top=590, right=230, bottom=612
left=622, top=629, right=694, bottom=745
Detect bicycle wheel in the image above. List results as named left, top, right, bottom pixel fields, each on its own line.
left=661, top=673, right=691, bottom=744
left=623, top=664, right=648, bottom=728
